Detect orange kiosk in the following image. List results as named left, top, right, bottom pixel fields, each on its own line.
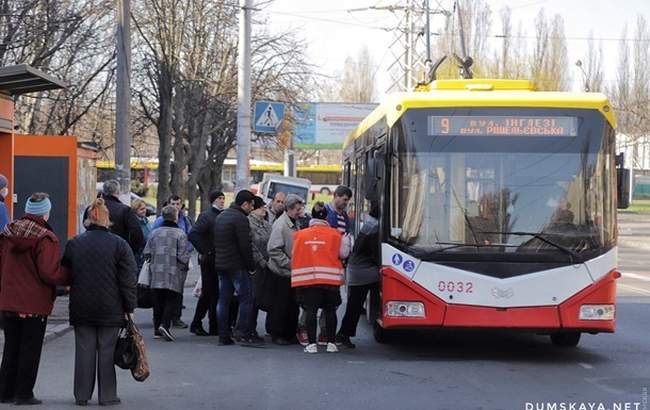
left=0, top=64, right=79, bottom=248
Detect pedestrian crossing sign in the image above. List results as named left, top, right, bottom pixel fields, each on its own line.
left=254, top=101, right=285, bottom=133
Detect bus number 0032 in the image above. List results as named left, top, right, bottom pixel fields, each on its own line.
left=437, top=281, right=474, bottom=293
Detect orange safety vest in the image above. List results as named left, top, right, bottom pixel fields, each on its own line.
left=291, top=224, right=344, bottom=288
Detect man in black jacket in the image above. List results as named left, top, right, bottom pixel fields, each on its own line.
left=213, top=190, right=262, bottom=347
left=85, top=180, right=144, bottom=257
left=187, top=190, right=225, bottom=336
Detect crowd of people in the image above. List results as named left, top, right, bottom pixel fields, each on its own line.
left=0, top=173, right=382, bottom=406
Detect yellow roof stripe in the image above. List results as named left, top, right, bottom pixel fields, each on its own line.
left=343, top=79, right=616, bottom=149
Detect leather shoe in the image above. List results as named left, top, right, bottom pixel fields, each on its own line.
left=0, top=397, right=13, bottom=403
left=172, top=319, right=188, bottom=329
left=15, top=397, right=43, bottom=405
left=272, top=337, right=291, bottom=345
left=75, top=399, right=88, bottom=406
left=190, top=324, right=209, bottom=336
left=218, top=337, right=235, bottom=346
left=99, top=398, right=121, bottom=406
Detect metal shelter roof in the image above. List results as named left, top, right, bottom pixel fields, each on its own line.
left=0, top=64, right=66, bottom=95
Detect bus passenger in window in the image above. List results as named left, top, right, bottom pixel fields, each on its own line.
left=468, top=193, right=500, bottom=245
left=550, top=197, right=575, bottom=225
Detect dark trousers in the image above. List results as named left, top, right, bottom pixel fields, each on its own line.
left=152, top=289, right=182, bottom=331
left=192, top=257, right=218, bottom=332
left=217, top=271, right=254, bottom=338
left=339, top=282, right=380, bottom=337
left=299, top=287, right=340, bottom=344
left=267, top=275, right=299, bottom=340
left=0, top=314, right=47, bottom=400
left=73, top=326, right=120, bottom=403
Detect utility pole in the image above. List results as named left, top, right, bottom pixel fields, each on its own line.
left=405, top=0, right=414, bottom=90
left=377, top=1, right=449, bottom=92
left=235, top=0, right=252, bottom=192
left=115, top=0, right=131, bottom=201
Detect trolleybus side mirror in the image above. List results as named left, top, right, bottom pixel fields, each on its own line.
left=616, top=153, right=631, bottom=209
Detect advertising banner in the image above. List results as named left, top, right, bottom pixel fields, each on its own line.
left=293, top=102, right=377, bottom=148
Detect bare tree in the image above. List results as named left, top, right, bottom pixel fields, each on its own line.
left=338, top=46, right=377, bottom=103
left=133, top=0, right=314, bottom=216
left=530, top=10, right=569, bottom=91
left=2, top=0, right=117, bottom=144
left=581, top=33, right=604, bottom=92
left=610, top=25, right=632, bottom=135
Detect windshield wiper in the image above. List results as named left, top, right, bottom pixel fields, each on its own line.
left=479, top=231, right=579, bottom=262
left=424, top=241, right=519, bottom=254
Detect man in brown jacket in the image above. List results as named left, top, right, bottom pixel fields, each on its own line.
left=0, top=192, right=69, bottom=406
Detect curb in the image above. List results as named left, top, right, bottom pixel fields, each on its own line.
left=43, top=323, right=73, bottom=344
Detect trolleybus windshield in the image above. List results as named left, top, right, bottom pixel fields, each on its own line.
left=389, top=107, right=616, bottom=263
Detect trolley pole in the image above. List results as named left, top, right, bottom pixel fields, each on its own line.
left=235, top=0, right=252, bottom=192
left=115, top=0, right=131, bottom=201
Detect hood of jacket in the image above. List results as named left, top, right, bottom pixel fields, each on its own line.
left=1, top=214, right=51, bottom=254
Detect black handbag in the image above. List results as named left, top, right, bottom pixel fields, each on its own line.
left=114, top=323, right=138, bottom=370
left=254, top=267, right=276, bottom=313
left=137, top=285, right=153, bottom=309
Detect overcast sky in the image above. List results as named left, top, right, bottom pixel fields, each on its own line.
left=261, top=0, right=650, bottom=101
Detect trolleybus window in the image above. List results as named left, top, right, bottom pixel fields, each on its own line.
left=389, top=108, right=616, bottom=263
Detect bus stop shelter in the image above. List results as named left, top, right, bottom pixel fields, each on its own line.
left=0, top=64, right=81, bottom=247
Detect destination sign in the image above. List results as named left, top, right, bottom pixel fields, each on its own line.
left=428, top=116, right=578, bottom=137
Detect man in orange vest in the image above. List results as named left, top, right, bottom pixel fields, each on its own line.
left=291, top=202, right=350, bottom=353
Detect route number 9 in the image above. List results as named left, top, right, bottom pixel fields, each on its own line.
left=440, top=118, right=450, bottom=134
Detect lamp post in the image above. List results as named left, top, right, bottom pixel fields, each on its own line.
left=575, top=60, right=590, bottom=92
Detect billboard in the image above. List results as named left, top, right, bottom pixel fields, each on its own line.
left=293, top=102, right=377, bottom=148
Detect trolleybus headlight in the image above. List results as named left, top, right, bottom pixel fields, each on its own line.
left=579, top=304, right=615, bottom=320
left=385, top=301, right=425, bottom=318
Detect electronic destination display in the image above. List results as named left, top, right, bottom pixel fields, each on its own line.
left=428, top=116, right=578, bottom=137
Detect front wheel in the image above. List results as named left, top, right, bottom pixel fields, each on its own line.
left=550, top=331, right=581, bottom=347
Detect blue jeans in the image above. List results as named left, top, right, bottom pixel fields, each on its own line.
left=217, top=270, right=253, bottom=338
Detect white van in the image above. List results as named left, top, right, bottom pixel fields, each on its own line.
left=256, top=173, right=311, bottom=203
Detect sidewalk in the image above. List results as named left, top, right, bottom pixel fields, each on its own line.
left=0, top=254, right=201, bottom=355
left=618, top=212, right=650, bottom=251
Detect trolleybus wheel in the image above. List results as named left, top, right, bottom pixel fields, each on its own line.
left=550, top=331, right=581, bottom=347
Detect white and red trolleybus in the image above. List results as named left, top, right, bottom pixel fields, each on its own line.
left=342, top=79, right=629, bottom=347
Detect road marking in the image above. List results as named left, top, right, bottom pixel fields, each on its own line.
left=621, top=272, right=650, bottom=282
left=578, top=362, right=593, bottom=369
left=347, top=361, right=366, bottom=365
left=618, top=283, right=650, bottom=296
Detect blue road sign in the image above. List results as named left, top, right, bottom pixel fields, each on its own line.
left=254, top=101, right=285, bottom=133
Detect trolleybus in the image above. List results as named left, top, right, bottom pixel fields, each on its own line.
left=343, top=79, right=626, bottom=347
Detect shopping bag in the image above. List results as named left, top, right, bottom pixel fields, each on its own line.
left=193, top=276, right=202, bottom=298
left=137, top=260, right=150, bottom=286
left=126, top=315, right=150, bottom=382
left=114, top=325, right=137, bottom=370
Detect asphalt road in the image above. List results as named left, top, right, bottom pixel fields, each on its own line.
left=20, top=213, right=650, bottom=410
